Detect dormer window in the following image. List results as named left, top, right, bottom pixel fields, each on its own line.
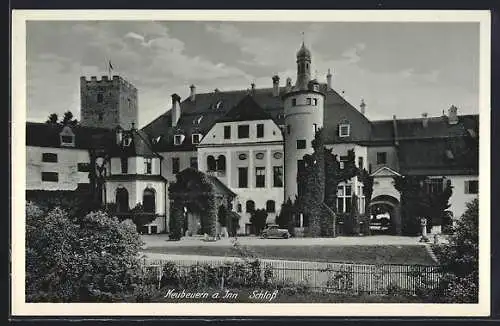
left=174, top=134, right=184, bottom=145
left=214, top=100, right=223, bottom=110
left=123, top=137, right=132, bottom=147
left=59, top=126, right=75, bottom=147
left=193, top=116, right=203, bottom=125
left=339, top=123, right=351, bottom=138
left=192, top=133, right=202, bottom=144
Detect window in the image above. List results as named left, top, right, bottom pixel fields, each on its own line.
left=313, top=98, right=318, bottom=106
left=143, top=188, right=156, bottom=213
left=190, top=157, right=198, bottom=169
left=224, top=126, right=231, bottom=139
left=336, top=184, right=352, bottom=213
left=116, top=187, right=129, bottom=213
left=42, top=153, right=58, bottom=163
left=174, top=135, right=183, bottom=145
left=266, top=200, right=276, bottom=213
left=292, top=99, right=297, bottom=106
left=77, top=163, right=90, bottom=172
left=61, top=135, right=74, bottom=145
left=306, top=98, right=312, bottom=105
left=255, top=167, right=265, bottom=188
left=426, top=178, right=444, bottom=194
left=273, top=166, right=283, bottom=187
left=207, top=155, right=216, bottom=171
left=287, top=125, right=291, bottom=135
left=238, top=125, right=249, bottom=138
left=98, top=113, right=103, bottom=121
left=237, top=203, right=242, bottom=212
left=376, top=152, right=387, bottom=165
left=217, top=155, right=226, bottom=172
left=121, top=157, right=128, bottom=174
left=339, top=156, right=348, bottom=169
left=172, top=157, right=180, bottom=174
left=41, top=172, right=58, bottom=182
left=358, top=157, right=364, bottom=170
left=257, top=124, right=264, bottom=138
left=238, top=168, right=248, bottom=188
left=144, top=158, right=152, bottom=174
left=313, top=123, right=319, bottom=135
left=296, top=139, right=306, bottom=149
left=246, top=200, right=255, bottom=213
left=339, top=123, right=350, bottom=137
left=465, top=180, right=479, bottom=194
left=192, top=133, right=201, bottom=144
left=97, top=93, right=104, bottom=103
left=151, top=226, right=158, bottom=234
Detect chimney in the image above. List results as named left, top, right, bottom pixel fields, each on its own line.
left=285, top=77, right=292, bottom=93
left=360, top=99, right=366, bottom=115
left=448, top=105, right=459, bottom=125
left=171, top=93, right=181, bottom=127
left=115, top=126, right=123, bottom=145
left=326, top=68, right=332, bottom=90
left=272, top=75, right=280, bottom=97
left=189, top=84, right=196, bottom=101
left=422, top=112, right=429, bottom=128
left=392, top=115, right=399, bottom=146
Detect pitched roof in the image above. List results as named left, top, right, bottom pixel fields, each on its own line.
left=217, top=94, right=273, bottom=123
left=141, top=83, right=367, bottom=151
left=108, top=128, right=162, bottom=158
left=207, top=175, right=236, bottom=197
left=26, top=122, right=115, bottom=149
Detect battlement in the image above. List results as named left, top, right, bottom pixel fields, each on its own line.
left=80, top=75, right=137, bottom=91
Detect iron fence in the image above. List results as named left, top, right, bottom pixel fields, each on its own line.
left=141, top=257, right=443, bottom=296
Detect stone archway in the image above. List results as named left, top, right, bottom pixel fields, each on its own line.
left=368, top=195, right=402, bottom=235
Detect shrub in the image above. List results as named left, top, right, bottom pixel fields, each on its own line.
left=26, top=203, right=144, bottom=302
left=434, top=198, right=478, bottom=303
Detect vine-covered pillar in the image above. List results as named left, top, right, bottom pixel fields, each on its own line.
left=169, top=198, right=184, bottom=240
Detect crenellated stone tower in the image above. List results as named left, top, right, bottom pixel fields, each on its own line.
left=80, top=75, right=139, bottom=129
left=283, top=42, right=326, bottom=202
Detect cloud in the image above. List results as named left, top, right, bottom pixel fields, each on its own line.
left=341, top=43, right=366, bottom=64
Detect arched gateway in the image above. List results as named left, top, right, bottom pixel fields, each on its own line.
left=168, top=168, right=237, bottom=239
left=368, top=195, right=402, bottom=235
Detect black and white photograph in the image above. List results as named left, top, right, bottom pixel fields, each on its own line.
left=11, top=10, right=491, bottom=316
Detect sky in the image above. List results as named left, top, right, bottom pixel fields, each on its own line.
left=26, top=20, right=480, bottom=127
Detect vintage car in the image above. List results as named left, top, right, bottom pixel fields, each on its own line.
left=261, top=224, right=291, bottom=239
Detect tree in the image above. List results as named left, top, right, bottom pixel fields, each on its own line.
left=296, top=128, right=359, bottom=237
left=276, top=198, right=296, bottom=236
left=217, top=205, right=227, bottom=227
left=62, top=111, right=78, bottom=126
left=435, top=198, right=478, bottom=303
left=250, top=208, right=268, bottom=235
left=26, top=203, right=144, bottom=302
left=46, top=113, right=58, bottom=124
left=393, top=175, right=430, bottom=235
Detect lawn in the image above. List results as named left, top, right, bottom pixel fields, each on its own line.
left=143, top=244, right=437, bottom=265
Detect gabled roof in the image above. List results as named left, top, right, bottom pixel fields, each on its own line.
left=207, top=175, right=236, bottom=197
left=370, top=166, right=402, bottom=177
left=217, top=94, right=273, bottom=123
left=108, top=128, right=162, bottom=158
left=141, top=83, right=366, bottom=151
left=26, top=122, right=115, bottom=149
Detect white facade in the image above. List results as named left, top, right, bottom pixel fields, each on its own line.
left=26, top=146, right=90, bottom=191
left=199, top=119, right=285, bottom=233
left=443, top=175, right=479, bottom=219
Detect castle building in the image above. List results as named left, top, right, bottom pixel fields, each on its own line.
left=25, top=42, right=479, bottom=235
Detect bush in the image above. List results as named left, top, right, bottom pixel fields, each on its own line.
left=434, top=198, right=478, bottom=303
left=26, top=202, right=144, bottom=302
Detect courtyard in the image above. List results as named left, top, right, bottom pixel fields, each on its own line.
left=141, top=234, right=441, bottom=265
